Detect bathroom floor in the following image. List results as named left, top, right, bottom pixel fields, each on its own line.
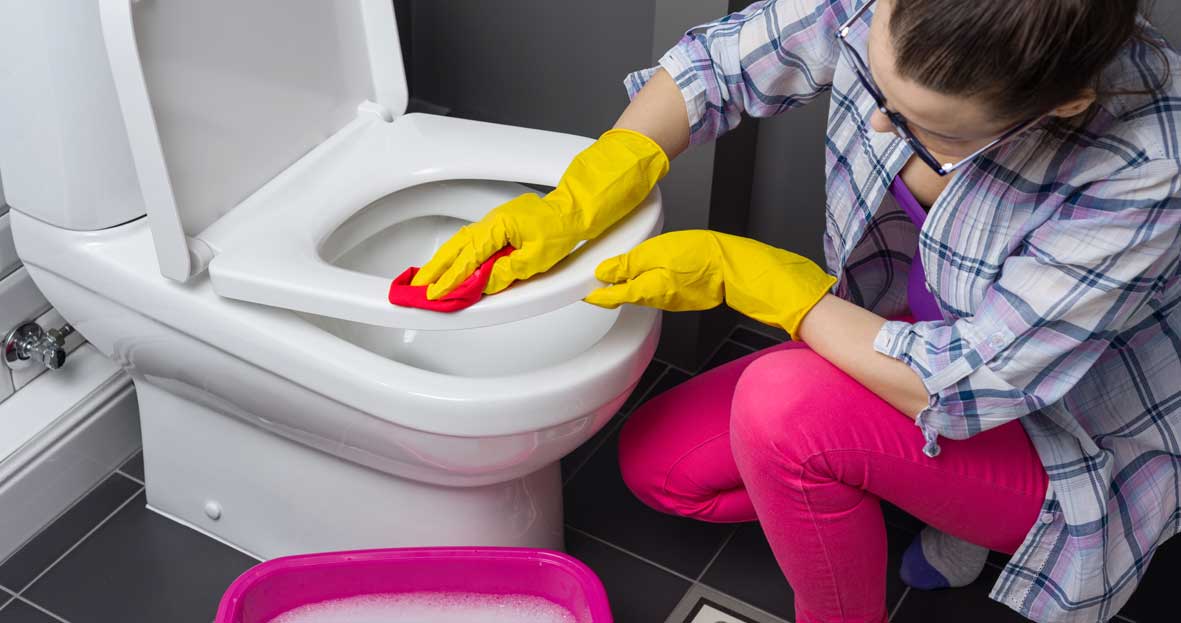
left=0, top=324, right=1171, bottom=623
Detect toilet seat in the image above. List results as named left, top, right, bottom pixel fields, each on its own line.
left=97, top=0, right=659, bottom=331
left=200, top=111, right=662, bottom=330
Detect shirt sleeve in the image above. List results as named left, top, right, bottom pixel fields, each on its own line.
left=625, top=0, right=851, bottom=145
left=873, top=158, right=1181, bottom=457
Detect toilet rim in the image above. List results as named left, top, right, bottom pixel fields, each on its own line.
left=200, top=112, right=664, bottom=331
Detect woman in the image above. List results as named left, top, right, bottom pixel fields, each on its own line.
left=413, top=1, right=1180, bottom=621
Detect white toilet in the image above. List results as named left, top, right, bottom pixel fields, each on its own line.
left=0, top=0, right=662, bottom=559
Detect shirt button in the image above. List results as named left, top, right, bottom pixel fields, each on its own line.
left=989, top=334, right=1006, bottom=348
left=1040, top=512, right=1055, bottom=525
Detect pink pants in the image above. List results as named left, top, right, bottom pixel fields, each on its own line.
left=619, top=342, right=1049, bottom=623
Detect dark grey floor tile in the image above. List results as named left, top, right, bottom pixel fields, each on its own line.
left=562, top=409, right=627, bottom=485
left=564, top=425, right=734, bottom=579
left=642, top=367, right=692, bottom=404
left=700, top=524, right=794, bottom=621
left=701, top=522, right=912, bottom=621
left=563, top=423, right=608, bottom=480
left=565, top=529, right=691, bottom=623
left=699, top=341, right=756, bottom=374
left=120, top=451, right=145, bottom=481
left=988, top=548, right=1012, bottom=569
left=729, top=327, right=784, bottom=351
left=1120, top=536, right=1180, bottom=622
left=24, top=492, right=257, bottom=623
left=0, top=474, right=140, bottom=591
left=563, top=360, right=674, bottom=484
left=892, top=564, right=1028, bottom=623
left=621, top=360, right=671, bottom=414
left=0, top=600, right=58, bottom=623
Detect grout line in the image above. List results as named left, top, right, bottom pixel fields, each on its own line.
left=562, top=367, right=671, bottom=487
left=694, top=334, right=734, bottom=375
left=115, top=469, right=144, bottom=486
left=730, top=324, right=789, bottom=345
left=0, top=585, right=14, bottom=612
left=13, top=595, right=70, bottom=623
left=684, top=331, right=761, bottom=378
left=566, top=525, right=698, bottom=585
left=694, top=527, right=737, bottom=582
left=725, top=339, right=757, bottom=355
left=664, top=361, right=696, bottom=377
left=667, top=585, right=699, bottom=623
left=727, top=338, right=757, bottom=351
left=888, top=586, right=910, bottom=621
left=691, top=332, right=757, bottom=376
left=1114, top=616, right=1137, bottom=623
left=732, top=323, right=788, bottom=342
left=622, top=366, right=672, bottom=417
left=15, top=485, right=144, bottom=595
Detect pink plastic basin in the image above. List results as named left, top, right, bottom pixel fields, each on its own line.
left=214, top=547, right=612, bottom=623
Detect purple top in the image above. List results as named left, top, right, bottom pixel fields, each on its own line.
left=890, top=178, right=941, bottom=322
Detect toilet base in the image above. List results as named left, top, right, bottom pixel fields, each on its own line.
left=135, top=381, right=564, bottom=560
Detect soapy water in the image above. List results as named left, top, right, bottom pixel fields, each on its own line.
left=269, top=592, right=578, bottom=623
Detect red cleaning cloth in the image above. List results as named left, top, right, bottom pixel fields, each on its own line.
left=388, top=246, right=516, bottom=312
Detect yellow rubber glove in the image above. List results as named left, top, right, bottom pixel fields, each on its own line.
left=585, top=230, right=838, bottom=337
left=410, top=128, right=670, bottom=299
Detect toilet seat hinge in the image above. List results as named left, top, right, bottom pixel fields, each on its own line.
left=357, top=100, right=394, bottom=123
left=186, top=236, right=215, bottom=277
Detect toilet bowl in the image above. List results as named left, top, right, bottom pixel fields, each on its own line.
left=0, top=0, right=663, bottom=559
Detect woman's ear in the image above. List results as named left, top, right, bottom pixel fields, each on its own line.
left=1049, top=88, right=1098, bottom=118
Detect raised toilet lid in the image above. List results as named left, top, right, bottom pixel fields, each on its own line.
left=98, top=0, right=662, bottom=330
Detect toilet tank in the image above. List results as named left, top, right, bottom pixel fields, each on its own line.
left=0, top=0, right=407, bottom=283
left=0, top=0, right=146, bottom=230
left=0, top=0, right=405, bottom=239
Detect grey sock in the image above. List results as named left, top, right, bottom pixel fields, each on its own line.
left=920, top=526, right=989, bottom=588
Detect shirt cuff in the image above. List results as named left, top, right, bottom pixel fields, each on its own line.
left=875, top=319, right=997, bottom=458
left=873, top=319, right=1013, bottom=396
left=622, top=36, right=712, bottom=145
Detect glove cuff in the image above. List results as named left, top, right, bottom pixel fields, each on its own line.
left=597, top=128, right=671, bottom=178
left=782, top=272, right=839, bottom=338
left=544, top=128, right=670, bottom=242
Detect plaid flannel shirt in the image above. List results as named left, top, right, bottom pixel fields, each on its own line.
left=625, top=2, right=1181, bottom=621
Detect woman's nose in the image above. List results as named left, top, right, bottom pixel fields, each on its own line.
left=869, top=108, right=895, bottom=134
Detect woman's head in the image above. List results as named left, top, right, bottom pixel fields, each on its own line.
left=863, top=0, right=1159, bottom=161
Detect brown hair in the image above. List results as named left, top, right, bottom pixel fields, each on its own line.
left=889, top=0, right=1171, bottom=122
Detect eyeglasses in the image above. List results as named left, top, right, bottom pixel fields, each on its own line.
left=834, top=0, right=1039, bottom=176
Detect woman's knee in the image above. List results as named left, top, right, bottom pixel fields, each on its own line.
left=730, top=348, right=839, bottom=465
left=618, top=387, right=741, bottom=519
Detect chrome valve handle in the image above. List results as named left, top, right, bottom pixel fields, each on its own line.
left=4, top=321, right=75, bottom=371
